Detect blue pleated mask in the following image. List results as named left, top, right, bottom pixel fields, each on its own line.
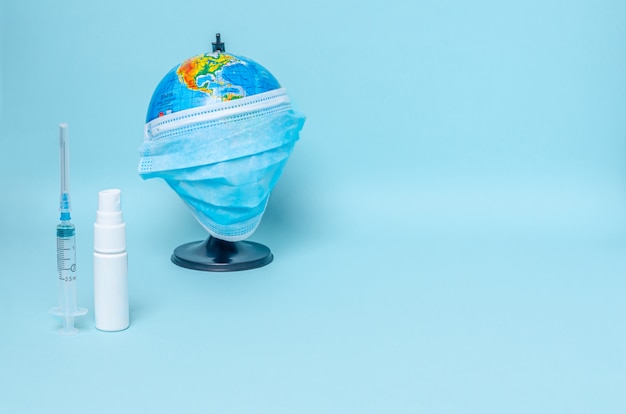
left=138, top=89, right=305, bottom=241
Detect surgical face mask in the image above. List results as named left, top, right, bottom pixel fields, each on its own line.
left=139, top=88, right=305, bottom=242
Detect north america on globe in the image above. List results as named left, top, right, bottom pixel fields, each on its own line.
left=177, top=53, right=243, bottom=100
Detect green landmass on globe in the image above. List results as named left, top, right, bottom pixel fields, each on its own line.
left=177, top=53, right=244, bottom=101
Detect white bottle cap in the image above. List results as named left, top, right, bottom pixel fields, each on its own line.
left=94, top=189, right=126, bottom=253
left=97, top=189, right=123, bottom=225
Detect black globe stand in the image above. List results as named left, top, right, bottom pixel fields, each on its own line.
left=171, top=236, right=273, bottom=272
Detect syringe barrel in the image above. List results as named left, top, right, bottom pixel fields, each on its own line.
left=56, top=222, right=78, bottom=313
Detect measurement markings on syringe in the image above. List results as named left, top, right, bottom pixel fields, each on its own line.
left=57, top=238, right=77, bottom=281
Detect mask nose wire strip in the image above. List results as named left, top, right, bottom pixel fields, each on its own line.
left=146, top=88, right=290, bottom=138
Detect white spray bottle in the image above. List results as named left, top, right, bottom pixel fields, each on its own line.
left=93, top=189, right=129, bottom=331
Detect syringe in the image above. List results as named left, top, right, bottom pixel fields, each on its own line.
left=49, top=123, right=87, bottom=335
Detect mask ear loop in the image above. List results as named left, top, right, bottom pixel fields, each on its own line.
left=171, top=236, right=273, bottom=271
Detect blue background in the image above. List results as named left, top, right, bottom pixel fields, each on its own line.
left=1, top=0, right=626, bottom=412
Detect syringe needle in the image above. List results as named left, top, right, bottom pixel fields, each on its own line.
left=59, top=123, right=71, bottom=221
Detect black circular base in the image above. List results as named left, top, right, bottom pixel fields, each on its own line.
left=171, top=236, right=273, bottom=272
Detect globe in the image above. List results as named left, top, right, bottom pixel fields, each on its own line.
left=146, top=51, right=282, bottom=122
left=140, top=36, right=306, bottom=271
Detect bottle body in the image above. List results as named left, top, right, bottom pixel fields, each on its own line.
left=94, top=251, right=128, bottom=331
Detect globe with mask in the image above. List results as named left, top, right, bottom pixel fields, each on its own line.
left=138, top=34, right=306, bottom=271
